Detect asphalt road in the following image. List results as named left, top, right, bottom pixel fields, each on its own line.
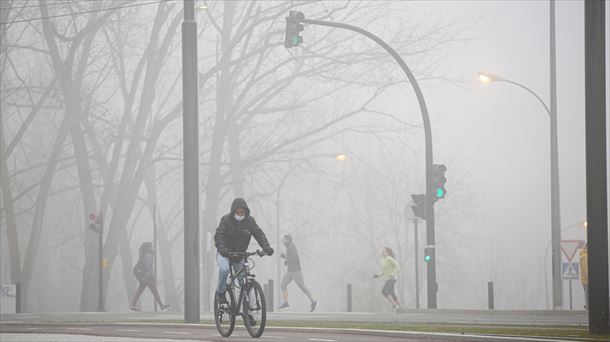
left=0, top=310, right=588, bottom=326
left=0, top=322, right=574, bottom=342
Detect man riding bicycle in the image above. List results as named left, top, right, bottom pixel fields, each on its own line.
left=215, top=198, right=274, bottom=306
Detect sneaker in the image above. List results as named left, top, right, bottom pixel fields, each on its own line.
left=129, top=305, right=140, bottom=312
left=247, top=314, right=256, bottom=326
left=310, top=301, right=318, bottom=312
left=278, top=302, right=289, bottom=309
left=160, top=304, right=170, bottom=311
left=217, top=292, right=228, bottom=305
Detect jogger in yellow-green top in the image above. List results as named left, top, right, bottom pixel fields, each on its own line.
left=373, top=247, right=401, bottom=312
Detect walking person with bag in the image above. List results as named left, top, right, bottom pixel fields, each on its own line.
left=130, top=242, right=169, bottom=311
left=373, top=246, right=401, bottom=312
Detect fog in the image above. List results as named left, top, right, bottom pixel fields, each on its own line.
left=1, top=0, right=608, bottom=315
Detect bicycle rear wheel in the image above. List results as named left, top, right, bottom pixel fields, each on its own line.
left=243, top=280, right=266, bottom=338
left=214, top=287, right=236, bottom=337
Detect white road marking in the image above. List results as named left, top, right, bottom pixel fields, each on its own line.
left=116, top=329, right=142, bottom=332
left=67, top=327, right=93, bottom=331
left=163, top=331, right=191, bottom=335
left=266, top=336, right=287, bottom=339
left=308, top=339, right=336, bottom=342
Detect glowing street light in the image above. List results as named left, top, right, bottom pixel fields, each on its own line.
left=335, top=153, right=348, bottom=162
left=478, top=72, right=503, bottom=84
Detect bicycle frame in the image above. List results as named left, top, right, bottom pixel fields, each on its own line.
left=225, top=258, right=256, bottom=316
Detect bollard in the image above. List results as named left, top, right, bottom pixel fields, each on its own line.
left=15, top=283, right=22, bottom=313
left=487, top=281, right=494, bottom=310
left=347, top=283, right=352, bottom=312
left=263, top=283, right=269, bottom=303
left=267, top=279, right=274, bottom=312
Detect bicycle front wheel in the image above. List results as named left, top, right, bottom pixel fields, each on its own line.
left=214, top=287, right=236, bottom=337
left=243, top=280, right=266, bottom=338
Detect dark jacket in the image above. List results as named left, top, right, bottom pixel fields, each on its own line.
left=214, top=198, right=271, bottom=256
left=284, top=242, right=301, bottom=272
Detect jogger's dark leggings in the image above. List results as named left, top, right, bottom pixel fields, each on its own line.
left=381, top=278, right=398, bottom=301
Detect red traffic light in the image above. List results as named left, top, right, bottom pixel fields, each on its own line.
left=89, top=213, right=97, bottom=221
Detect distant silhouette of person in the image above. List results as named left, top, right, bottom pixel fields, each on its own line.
left=278, top=235, right=317, bottom=312
left=373, top=247, right=400, bottom=312
left=579, top=244, right=588, bottom=309
left=130, top=242, right=169, bottom=311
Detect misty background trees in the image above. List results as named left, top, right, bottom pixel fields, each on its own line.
left=1, top=0, right=590, bottom=313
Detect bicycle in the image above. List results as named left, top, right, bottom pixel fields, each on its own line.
left=214, top=250, right=267, bottom=338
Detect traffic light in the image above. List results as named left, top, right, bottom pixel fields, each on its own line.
left=89, top=212, right=102, bottom=234
left=411, top=194, right=426, bottom=220
left=432, top=164, right=447, bottom=201
left=284, top=11, right=305, bottom=48
left=424, top=246, right=434, bottom=263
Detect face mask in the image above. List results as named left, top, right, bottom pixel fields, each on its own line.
left=234, top=214, right=245, bottom=222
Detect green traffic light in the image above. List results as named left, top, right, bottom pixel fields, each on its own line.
left=424, top=255, right=431, bottom=262
left=290, top=36, right=303, bottom=46
left=436, top=188, right=445, bottom=198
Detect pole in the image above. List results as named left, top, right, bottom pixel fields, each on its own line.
left=487, top=281, right=494, bottom=310
left=97, top=212, right=104, bottom=312
left=276, top=188, right=281, bottom=307
left=584, top=0, right=609, bottom=334
left=153, top=204, right=158, bottom=312
left=549, top=0, right=563, bottom=311
left=300, top=17, right=436, bottom=308
left=347, top=283, right=352, bottom=312
left=413, top=218, right=420, bottom=309
left=268, top=279, right=274, bottom=312
left=182, top=0, right=200, bottom=323
left=569, top=279, right=573, bottom=311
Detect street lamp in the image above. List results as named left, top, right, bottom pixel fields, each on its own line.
left=335, top=153, right=348, bottom=162
left=275, top=153, right=347, bottom=306
left=479, top=71, right=562, bottom=309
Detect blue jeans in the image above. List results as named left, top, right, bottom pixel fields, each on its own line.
left=216, top=252, right=245, bottom=294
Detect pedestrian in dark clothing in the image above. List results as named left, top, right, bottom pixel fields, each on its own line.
left=130, top=242, right=169, bottom=311
left=278, top=235, right=318, bottom=312
left=214, top=198, right=274, bottom=305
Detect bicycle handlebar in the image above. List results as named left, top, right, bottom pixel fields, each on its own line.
left=229, top=250, right=266, bottom=257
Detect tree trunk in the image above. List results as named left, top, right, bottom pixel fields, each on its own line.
left=145, top=169, right=179, bottom=309
left=0, top=117, right=21, bottom=284
left=201, top=1, right=236, bottom=311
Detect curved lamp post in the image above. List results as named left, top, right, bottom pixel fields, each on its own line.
left=479, top=71, right=563, bottom=310
left=296, top=15, right=438, bottom=309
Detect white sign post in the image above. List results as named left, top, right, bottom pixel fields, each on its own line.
left=560, top=240, right=585, bottom=311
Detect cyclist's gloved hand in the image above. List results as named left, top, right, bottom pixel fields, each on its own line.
left=280, top=252, right=286, bottom=259
left=372, top=274, right=379, bottom=279
left=219, top=247, right=230, bottom=257
left=229, top=252, right=242, bottom=263
left=263, top=246, right=274, bottom=256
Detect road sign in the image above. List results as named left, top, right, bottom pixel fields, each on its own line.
left=560, top=240, right=584, bottom=262
left=562, top=262, right=580, bottom=280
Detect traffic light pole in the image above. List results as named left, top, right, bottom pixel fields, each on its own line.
left=97, top=212, right=104, bottom=312
left=413, top=218, right=420, bottom=309
left=299, top=17, right=437, bottom=308
left=182, top=0, right=200, bottom=323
